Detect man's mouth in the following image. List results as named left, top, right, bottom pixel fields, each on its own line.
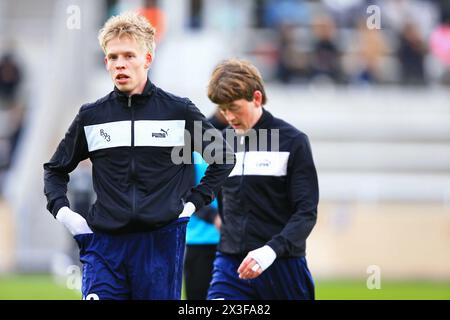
left=116, top=74, right=130, bottom=84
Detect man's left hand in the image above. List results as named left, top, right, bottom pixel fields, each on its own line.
left=237, top=245, right=276, bottom=280
left=178, top=202, right=196, bottom=218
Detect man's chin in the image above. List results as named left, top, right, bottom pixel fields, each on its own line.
left=115, top=84, right=131, bottom=93
left=234, top=128, right=247, bottom=134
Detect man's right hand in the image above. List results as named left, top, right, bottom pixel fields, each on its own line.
left=56, top=206, right=93, bottom=236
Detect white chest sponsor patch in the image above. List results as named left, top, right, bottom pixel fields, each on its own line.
left=134, top=120, right=185, bottom=147
left=228, top=151, right=290, bottom=177
left=84, top=121, right=131, bottom=152
left=84, top=120, right=186, bottom=152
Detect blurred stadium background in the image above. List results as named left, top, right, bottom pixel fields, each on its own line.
left=0, top=0, right=450, bottom=299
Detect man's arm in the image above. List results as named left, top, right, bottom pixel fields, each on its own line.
left=266, top=133, right=319, bottom=256
left=189, top=151, right=221, bottom=224
left=43, top=110, right=89, bottom=217
left=184, top=102, right=235, bottom=211
left=239, top=133, right=319, bottom=279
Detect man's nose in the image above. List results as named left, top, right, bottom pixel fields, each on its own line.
left=115, top=57, right=126, bottom=69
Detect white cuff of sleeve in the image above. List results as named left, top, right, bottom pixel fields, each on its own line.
left=248, top=245, right=277, bottom=272
left=178, top=202, right=196, bottom=218
left=56, top=206, right=93, bottom=236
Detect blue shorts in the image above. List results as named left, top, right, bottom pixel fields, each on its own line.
left=74, top=217, right=189, bottom=300
left=207, top=252, right=315, bottom=300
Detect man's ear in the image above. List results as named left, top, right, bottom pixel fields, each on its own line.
left=104, top=56, right=108, bottom=68
left=145, top=53, right=153, bottom=69
left=253, top=90, right=263, bottom=107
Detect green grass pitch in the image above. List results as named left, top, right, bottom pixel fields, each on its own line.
left=0, top=275, right=449, bottom=300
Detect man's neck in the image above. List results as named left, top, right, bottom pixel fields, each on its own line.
left=249, top=107, right=263, bottom=129
left=128, top=78, right=148, bottom=96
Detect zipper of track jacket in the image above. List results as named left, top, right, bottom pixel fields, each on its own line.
left=129, top=95, right=137, bottom=217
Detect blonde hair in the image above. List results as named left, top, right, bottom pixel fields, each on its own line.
left=208, top=59, right=267, bottom=106
left=98, top=11, right=156, bottom=56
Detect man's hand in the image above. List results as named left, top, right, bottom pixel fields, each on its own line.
left=56, top=206, right=93, bottom=236
left=237, top=245, right=277, bottom=280
left=213, top=214, right=222, bottom=230
left=178, top=202, right=196, bottom=218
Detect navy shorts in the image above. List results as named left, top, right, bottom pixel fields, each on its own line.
left=74, top=217, right=189, bottom=300
left=207, top=252, right=315, bottom=300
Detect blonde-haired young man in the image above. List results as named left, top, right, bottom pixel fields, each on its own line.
left=206, top=59, right=318, bottom=300
left=44, top=12, right=234, bottom=300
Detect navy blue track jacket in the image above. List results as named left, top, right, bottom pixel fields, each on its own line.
left=44, top=80, right=235, bottom=233
left=218, top=109, right=319, bottom=258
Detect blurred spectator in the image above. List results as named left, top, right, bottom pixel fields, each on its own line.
left=309, top=14, right=343, bottom=83
left=322, top=0, right=366, bottom=28
left=138, top=0, right=166, bottom=43
left=0, top=52, right=24, bottom=194
left=188, top=0, right=203, bottom=30
left=397, top=22, right=427, bottom=85
left=381, top=0, right=439, bottom=37
left=0, top=53, right=22, bottom=110
left=352, top=19, right=388, bottom=84
left=276, top=23, right=309, bottom=83
left=104, top=0, right=138, bottom=22
left=440, top=1, right=450, bottom=23
left=105, top=0, right=120, bottom=19
left=430, top=12, right=450, bottom=85
left=261, top=0, right=310, bottom=28
left=254, top=0, right=267, bottom=28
